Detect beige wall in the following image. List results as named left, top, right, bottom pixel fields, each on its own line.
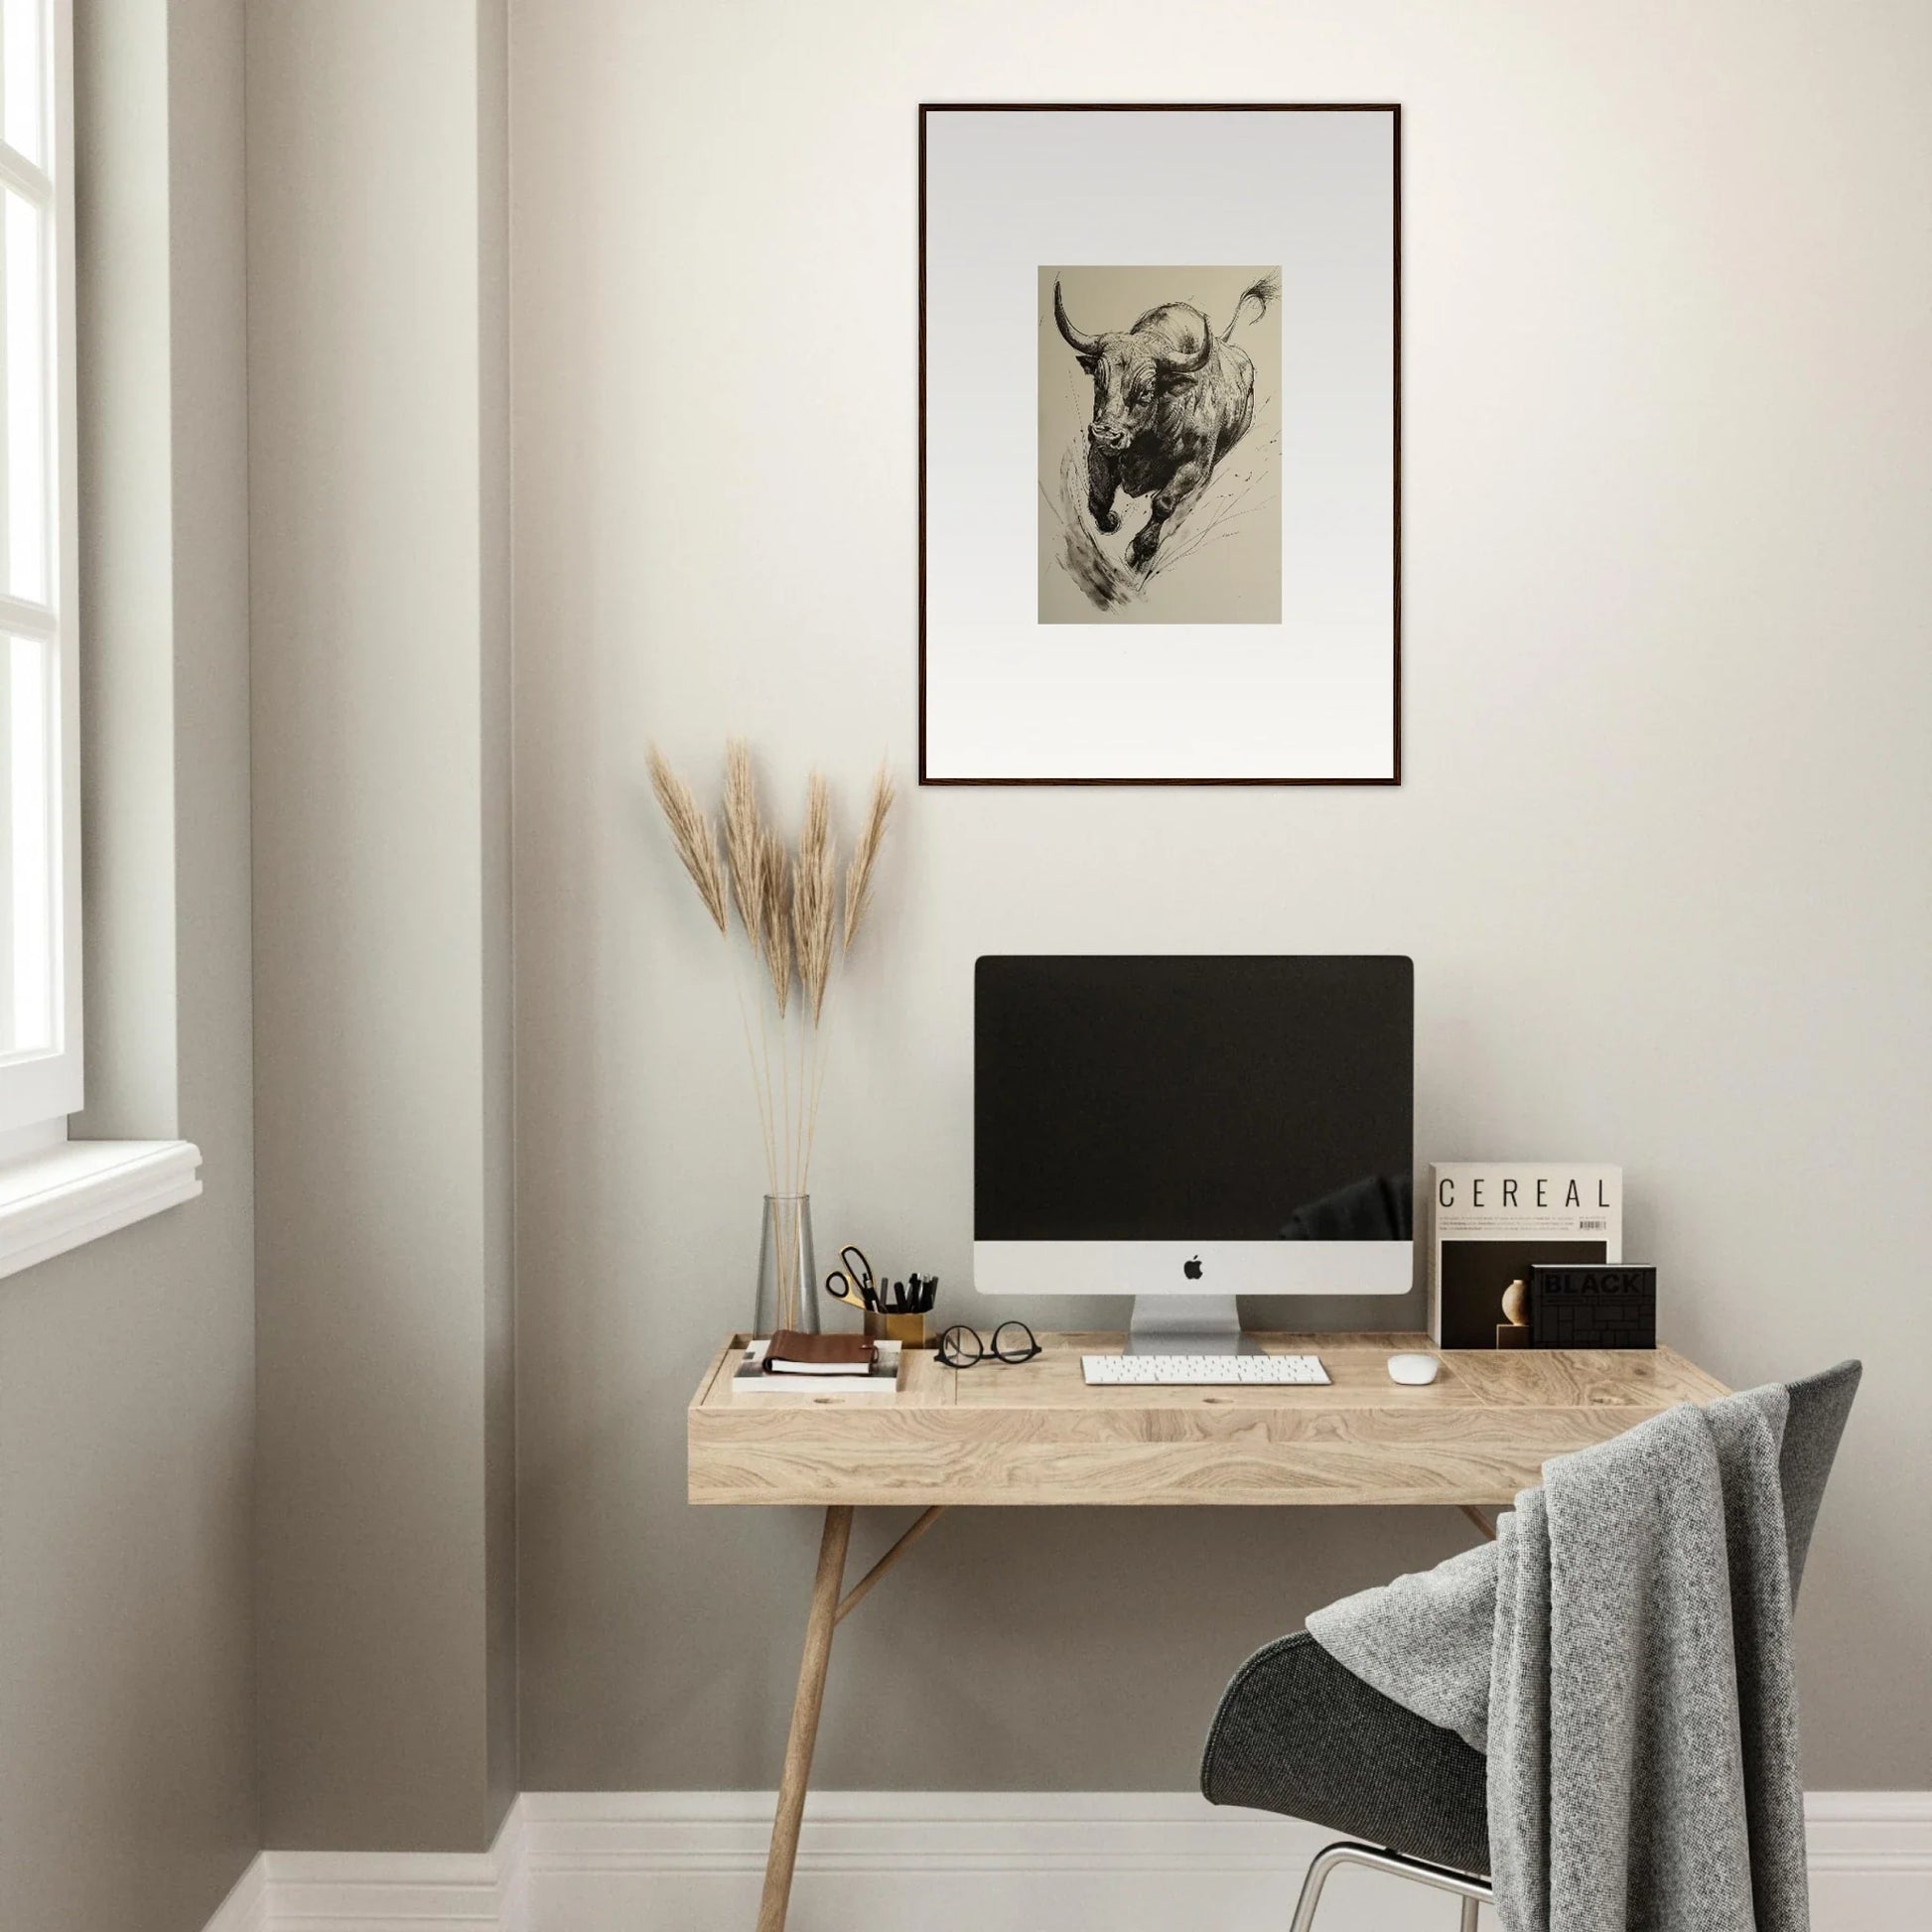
left=249, top=0, right=516, bottom=1853
left=511, top=0, right=1932, bottom=1797
left=0, top=4, right=258, bottom=1929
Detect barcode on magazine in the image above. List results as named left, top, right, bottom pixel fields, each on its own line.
left=1579, top=1218, right=1608, bottom=1231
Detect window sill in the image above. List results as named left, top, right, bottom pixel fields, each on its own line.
left=0, top=1139, right=203, bottom=1283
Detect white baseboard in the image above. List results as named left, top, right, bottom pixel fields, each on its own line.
left=1803, top=1792, right=1932, bottom=1930
left=201, top=1790, right=1932, bottom=1932
left=197, top=1806, right=523, bottom=1932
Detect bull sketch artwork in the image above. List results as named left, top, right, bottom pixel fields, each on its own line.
left=1039, top=265, right=1283, bottom=623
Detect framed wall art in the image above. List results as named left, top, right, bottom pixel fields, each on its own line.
left=918, top=104, right=1401, bottom=785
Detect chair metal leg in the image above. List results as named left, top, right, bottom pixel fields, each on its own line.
left=1287, top=1844, right=1349, bottom=1932
left=1288, top=1841, right=1492, bottom=1932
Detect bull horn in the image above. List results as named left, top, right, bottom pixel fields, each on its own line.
left=1052, top=280, right=1097, bottom=356
left=1156, top=306, right=1215, bottom=377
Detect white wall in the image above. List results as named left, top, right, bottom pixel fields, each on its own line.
left=510, top=0, right=1932, bottom=1794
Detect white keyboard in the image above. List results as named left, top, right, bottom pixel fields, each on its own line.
left=1081, top=1352, right=1330, bottom=1387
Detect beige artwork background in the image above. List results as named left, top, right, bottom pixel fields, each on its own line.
left=1038, top=264, right=1283, bottom=626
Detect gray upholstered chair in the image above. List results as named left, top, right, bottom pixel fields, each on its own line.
left=1200, top=1361, right=1861, bottom=1930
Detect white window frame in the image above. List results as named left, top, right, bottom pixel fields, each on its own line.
left=0, top=2, right=200, bottom=1278
left=0, top=0, right=79, bottom=1141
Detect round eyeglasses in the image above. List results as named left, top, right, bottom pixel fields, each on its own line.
left=935, top=1320, right=1041, bottom=1369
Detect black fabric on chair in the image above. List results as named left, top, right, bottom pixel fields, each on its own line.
left=1199, top=1629, right=1491, bottom=1876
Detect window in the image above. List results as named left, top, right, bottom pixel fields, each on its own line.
left=0, top=2, right=199, bottom=1271
left=0, top=0, right=76, bottom=1141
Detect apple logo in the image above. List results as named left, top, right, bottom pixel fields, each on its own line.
left=1183, top=1255, right=1203, bottom=1280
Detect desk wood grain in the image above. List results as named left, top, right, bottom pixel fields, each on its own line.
left=687, top=1332, right=1729, bottom=1508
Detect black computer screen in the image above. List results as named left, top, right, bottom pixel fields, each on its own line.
left=974, top=956, right=1414, bottom=1241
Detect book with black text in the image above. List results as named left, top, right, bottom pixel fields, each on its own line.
left=1429, top=1164, right=1622, bottom=1348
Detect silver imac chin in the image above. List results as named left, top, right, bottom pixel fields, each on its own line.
left=973, top=1240, right=1414, bottom=1354
left=973, top=956, right=1417, bottom=1356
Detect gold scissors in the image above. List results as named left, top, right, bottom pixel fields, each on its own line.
left=824, top=1244, right=878, bottom=1312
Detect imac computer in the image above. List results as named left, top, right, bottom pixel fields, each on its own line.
left=974, top=955, right=1414, bottom=1354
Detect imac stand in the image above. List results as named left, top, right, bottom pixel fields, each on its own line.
left=1126, top=1294, right=1258, bottom=1356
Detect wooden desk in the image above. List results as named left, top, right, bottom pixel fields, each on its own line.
left=688, top=1331, right=1727, bottom=1930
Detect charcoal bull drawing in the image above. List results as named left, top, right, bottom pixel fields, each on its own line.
left=1052, top=271, right=1279, bottom=575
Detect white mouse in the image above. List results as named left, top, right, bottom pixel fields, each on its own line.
left=1387, top=1352, right=1442, bottom=1386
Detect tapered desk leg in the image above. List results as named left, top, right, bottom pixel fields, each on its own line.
left=758, top=1504, right=854, bottom=1932
left=1459, top=1505, right=1498, bottom=1543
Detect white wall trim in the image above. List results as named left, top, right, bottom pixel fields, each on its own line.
left=204, top=1790, right=1932, bottom=1931
left=261, top=1803, right=524, bottom=1932
left=520, top=1786, right=1361, bottom=1874
left=0, top=1137, right=201, bottom=1281
left=1805, top=1789, right=1932, bottom=1875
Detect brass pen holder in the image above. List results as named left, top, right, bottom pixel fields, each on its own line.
left=866, top=1309, right=927, bottom=1348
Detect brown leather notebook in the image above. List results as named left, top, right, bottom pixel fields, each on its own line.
left=764, top=1330, right=877, bottom=1374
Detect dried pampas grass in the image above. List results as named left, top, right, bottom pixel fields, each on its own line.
left=722, top=739, right=764, bottom=946
left=759, top=827, right=793, bottom=1018
left=792, top=775, right=837, bottom=1024
left=647, top=741, right=894, bottom=1197
left=646, top=748, right=727, bottom=935
left=843, top=762, right=895, bottom=951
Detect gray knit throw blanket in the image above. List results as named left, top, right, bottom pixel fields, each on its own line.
left=1308, top=1387, right=1809, bottom=1932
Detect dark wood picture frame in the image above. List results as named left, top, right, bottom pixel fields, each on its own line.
left=917, top=102, right=1402, bottom=787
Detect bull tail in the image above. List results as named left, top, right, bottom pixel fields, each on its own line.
left=1220, top=271, right=1281, bottom=340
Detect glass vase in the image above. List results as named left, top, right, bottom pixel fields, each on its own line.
left=754, top=1193, right=818, bottom=1338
